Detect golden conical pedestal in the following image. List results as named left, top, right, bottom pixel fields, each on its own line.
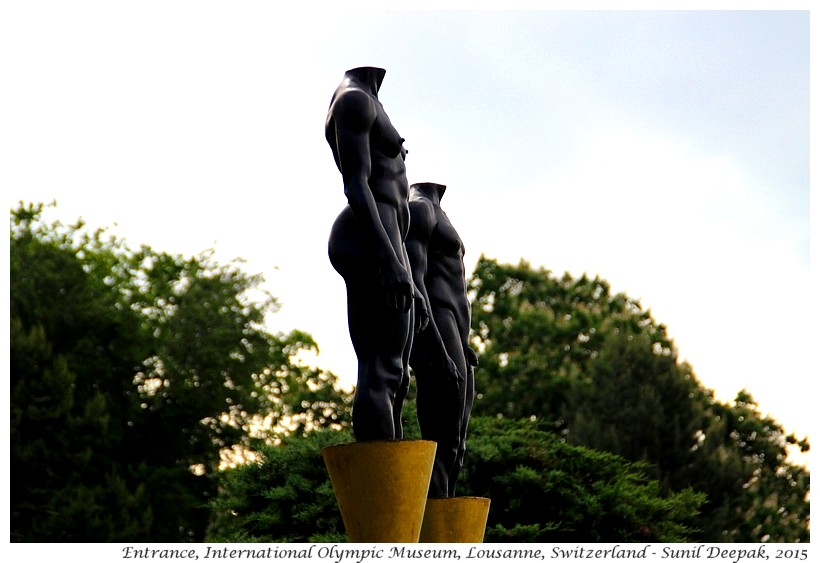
left=322, top=440, right=436, bottom=543
left=419, top=496, right=491, bottom=543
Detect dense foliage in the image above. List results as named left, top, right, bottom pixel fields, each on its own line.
left=208, top=419, right=704, bottom=543
left=469, top=256, right=810, bottom=542
left=10, top=205, right=808, bottom=543
left=10, top=203, right=349, bottom=542
left=469, top=257, right=674, bottom=423
left=207, top=430, right=350, bottom=543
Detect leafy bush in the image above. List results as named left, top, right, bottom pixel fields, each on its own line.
left=208, top=417, right=703, bottom=542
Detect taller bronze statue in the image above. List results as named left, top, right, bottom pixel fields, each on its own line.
left=326, top=67, right=423, bottom=441
left=407, top=182, right=475, bottom=498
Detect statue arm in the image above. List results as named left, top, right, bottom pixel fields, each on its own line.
left=406, top=199, right=435, bottom=334
left=331, top=90, right=412, bottom=311
left=407, top=200, right=463, bottom=386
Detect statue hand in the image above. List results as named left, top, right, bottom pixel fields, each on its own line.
left=441, top=353, right=464, bottom=392
left=414, top=292, right=430, bottom=333
left=465, top=345, right=479, bottom=367
left=378, top=257, right=413, bottom=313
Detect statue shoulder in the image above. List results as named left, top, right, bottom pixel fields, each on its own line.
left=408, top=196, right=437, bottom=233
left=329, top=88, right=378, bottom=132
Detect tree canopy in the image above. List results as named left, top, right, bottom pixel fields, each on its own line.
left=469, top=256, right=673, bottom=423
left=10, top=205, right=808, bottom=543
left=468, top=256, right=809, bottom=542
left=10, top=202, right=350, bottom=542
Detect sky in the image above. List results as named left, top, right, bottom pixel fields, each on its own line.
left=3, top=4, right=813, bottom=458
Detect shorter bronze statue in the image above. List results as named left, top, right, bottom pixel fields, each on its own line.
left=407, top=182, right=477, bottom=498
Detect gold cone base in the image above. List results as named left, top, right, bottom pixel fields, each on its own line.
left=419, top=496, right=491, bottom=543
left=322, top=440, right=436, bottom=543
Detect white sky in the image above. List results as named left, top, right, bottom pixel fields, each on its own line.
left=3, top=4, right=814, bottom=456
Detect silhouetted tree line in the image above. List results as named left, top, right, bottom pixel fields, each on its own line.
left=10, top=203, right=808, bottom=542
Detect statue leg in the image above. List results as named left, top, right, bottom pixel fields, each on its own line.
left=416, top=307, right=466, bottom=497
left=346, top=283, right=411, bottom=441
left=450, top=363, right=475, bottom=497
left=393, top=298, right=413, bottom=439
left=329, top=209, right=411, bottom=441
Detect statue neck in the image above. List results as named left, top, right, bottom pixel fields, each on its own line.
left=411, top=182, right=446, bottom=204
left=344, top=67, right=386, bottom=96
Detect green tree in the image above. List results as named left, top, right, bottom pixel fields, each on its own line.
left=689, top=392, right=810, bottom=542
left=207, top=430, right=350, bottom=543
left=568, top=332, right=810, bottom=542
left=469, top=256, right=672, bottom=423
left=208, top=418, right=704, bottom=543
left=11, top=205, right=153, bottom=541
left=10, top=202, right=351, bottom=541
left=568, top=331, right=706, bottom=487
left=461, top=418, right=703, bottom=542
left=468, top=256, right=810, bottom=542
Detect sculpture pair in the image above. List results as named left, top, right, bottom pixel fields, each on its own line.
left=326, top=67, right=475, bottom=498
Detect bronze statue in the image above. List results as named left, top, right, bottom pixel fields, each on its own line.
left=326, top=67, right=423, bottom=441
left=407, top=182, right=476, bottom=498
